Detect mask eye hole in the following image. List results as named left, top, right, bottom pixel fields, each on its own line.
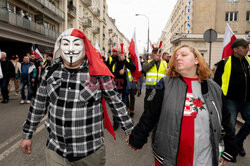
left=63, top=43, right=69, bottom=46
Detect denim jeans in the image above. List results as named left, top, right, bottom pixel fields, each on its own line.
left=20, top=79, right=32, bottom=100
left=225, top=99, right=250, bottom=145
left=0, top=78, right=10, bottom=100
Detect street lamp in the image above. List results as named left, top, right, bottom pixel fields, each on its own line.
left=135, top=13, right=149, bottom=60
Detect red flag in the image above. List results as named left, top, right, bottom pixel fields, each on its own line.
left=102, top=97, right=116, bottom=140
left=128, top=29, right=142, bottom=81
left=31, top=45, right=35, bottom=55
left=222, top=24, right=237, bottom=59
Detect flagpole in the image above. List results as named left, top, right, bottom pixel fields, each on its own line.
left=135, top=14, right=150, bottom=60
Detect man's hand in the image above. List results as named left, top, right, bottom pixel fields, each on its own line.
left=126, top=135, right=139, bottom=152
left=119, top=65, right=125, bottom=75
left=31, top=78, right=35, bottom=82
left=219, top=157, right=227, bottom=166
left=20, top=139, right=32, bottom=154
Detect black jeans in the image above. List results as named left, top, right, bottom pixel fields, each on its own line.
left=0, top=78, right=10, bottom=100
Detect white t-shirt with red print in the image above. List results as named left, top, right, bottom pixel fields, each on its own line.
left=177, top=77, right=212, bottom=166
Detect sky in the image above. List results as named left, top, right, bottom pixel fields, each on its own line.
left=106, top=0, right=177, bottom=53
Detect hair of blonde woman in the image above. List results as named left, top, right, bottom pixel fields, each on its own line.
left=167, top=44, right=213, bottom=82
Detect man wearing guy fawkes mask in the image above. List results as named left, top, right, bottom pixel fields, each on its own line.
left=20, top=28, right=133, bottom=166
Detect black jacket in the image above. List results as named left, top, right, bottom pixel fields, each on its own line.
left=214, top=54, right=250, bottom=102
left=113, top=58, right=136, bottom=89
left=0, top=60, right=15, bottom=79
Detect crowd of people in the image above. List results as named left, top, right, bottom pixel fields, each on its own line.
left=0, top=52, right=53, bottom=104
left=0, top=28, right=249, bottom=166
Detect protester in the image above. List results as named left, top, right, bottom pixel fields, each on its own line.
left=41, top=53, right=53, bottom=74
left=128, top=45, right=238, bottom=166
left=0, top=52, right=15, bottom=103
left=110, top=46, right=136, bottom=130
left=214, top=39, right=250, bottom=157
left=162, top=52, right=171, bottom=67
left=16, top=55, right=37, bottom=104
left=8, top=55, right=21, bottom=96
left=106, top=48, right=118, bottom=71
left=20, top=28, right=133, bottom=166
left=30, top=54, right=42, bottom=97
left=143, top=47, right=167, bottom=100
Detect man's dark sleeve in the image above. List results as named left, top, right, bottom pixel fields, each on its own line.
left=124, top=58, right=136, bottom=72
left=221, top=94, right=238, bottom=162
left=129, top=78, right=165, bottom=149
left=142, top=60, right=156, bottom=73
left=214, top=60, right=225, bottom=87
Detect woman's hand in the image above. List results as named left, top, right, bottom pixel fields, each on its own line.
left=126, top=135, right=139, bottom=152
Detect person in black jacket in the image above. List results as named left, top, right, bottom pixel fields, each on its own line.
left=127, top=45, right=238, bottom=166
left=214, top=39, right=250, bottom=157
left=111, top=47, right=136, bottom=130
left=0, top=52, right=15, bottom=103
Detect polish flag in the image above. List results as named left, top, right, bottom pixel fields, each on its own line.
left=222, top=23, right=237, bottom=59
left=34, top=48, right=44, bottom=61
left=30, top=45, right=35, bottom=55
left=128, top=29, right=142, bottom=81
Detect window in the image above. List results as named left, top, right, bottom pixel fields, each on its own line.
left=225, top=12, right=238, bottom=21
left=247, top=11, right=250, bottom=21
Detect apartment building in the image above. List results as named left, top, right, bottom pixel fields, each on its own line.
left=159, top=0, right=250, bottom=67
left=0, top=0, right=65, bottom=58
left=0, top=0, right=128, bottom=59
left=62, top=0, right=129, bottom=58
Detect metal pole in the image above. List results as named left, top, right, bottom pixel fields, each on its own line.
left=209, top=42, right=212, bottom=68
left=147, top=21, right=149, bottom=60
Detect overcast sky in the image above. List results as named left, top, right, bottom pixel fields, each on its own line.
left=106, top=0, right=177, bottom=53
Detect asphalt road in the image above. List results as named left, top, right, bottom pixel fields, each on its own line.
left=0, top=90, right=249, bottom=166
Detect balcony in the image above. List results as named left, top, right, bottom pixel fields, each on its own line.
left=92, top=7, right=100, bottom=17
left=81, top=17, right=92, bottom=27
left=93, top=26, right=100, bottom=34
left=0, top=8, right=60, bottom=40
left=68, top=4, right=76, bottom=17
left=82, top=0, right=92, bottom=7
left=34, top=0, right=65, bottom=21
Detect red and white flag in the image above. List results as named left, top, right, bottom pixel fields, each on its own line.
left=34, top=48, right=44, bottom=61
left=31, top=45, right=35, bottom=55
left=128, top=29, right=142, bottom=81
left=222, top=23, right=237, bottom=59
left=31, top=45, right=44, bottom=61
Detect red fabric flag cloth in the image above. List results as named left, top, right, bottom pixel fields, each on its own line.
left=31, top=45, right=34, bottom=55
left=53, top=28, right=116, bottom=140
left=222, top=23, right=237, bottom=59
left=128, top=29, right=142, bottom=81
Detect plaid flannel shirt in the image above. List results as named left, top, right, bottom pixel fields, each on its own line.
left=22, top=60, right=133, bottom=158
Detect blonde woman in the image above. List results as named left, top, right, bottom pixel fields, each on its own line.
left=128, top=45, right=238, bottom=166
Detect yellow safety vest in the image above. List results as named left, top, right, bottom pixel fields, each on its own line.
left=145, top=60, right=167, bottom=85
left=221, top=56, right=250, bottom=96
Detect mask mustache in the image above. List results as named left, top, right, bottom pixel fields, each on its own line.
left=63, top=51, right=81, bottom=55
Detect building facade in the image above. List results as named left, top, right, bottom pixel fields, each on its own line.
left=0, top=0, right=65, bottom=57
left=0, top=0, right=128, bottom=59
left=159, top=0, right=250, bottom=67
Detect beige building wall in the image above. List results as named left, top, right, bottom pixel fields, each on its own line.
left=66, top=0, right=129, bottom=57
left=160, top=0, right=250, bottom=68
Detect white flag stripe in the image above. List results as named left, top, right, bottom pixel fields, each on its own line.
left=223, top=23, right=235, bottom=48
